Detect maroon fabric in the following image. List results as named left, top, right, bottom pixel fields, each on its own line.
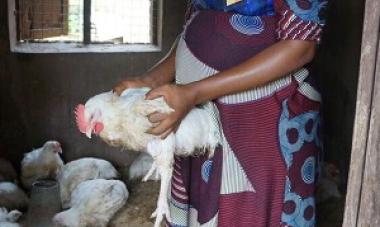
left=215, top=82, right=298, bottom=226
left=180, top=148, right=223, bottom=223
left=288, top=142, right=318, bottom=198
left=184, top=11, right=277, bottom=71
left=218, top=192, right=261, bottom=227
left=274, top=0, right=324, bottom=42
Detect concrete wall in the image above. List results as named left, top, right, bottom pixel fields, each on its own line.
left=0, top=0, right=186, bottom=168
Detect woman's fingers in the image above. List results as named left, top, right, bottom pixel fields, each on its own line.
left=147, top=117, right=174, bottom=135
left=113, top=79, right=151, bottom=96
left=146, top=113, right=180, bottom=138
left=145, top=85, right=170, bottom=100
left=144, top=84, right=194, bottom=138
left=113, top=81, right=128, bottom=96
left=160, top=128, right=173, bottom=139
left=148, top=112, right=168, bottom=123
left=159, top=121, right=180, bottom=139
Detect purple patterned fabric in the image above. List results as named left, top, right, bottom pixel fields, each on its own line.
left=184, top=11, right=277, bottom=71
left=168, top=1, right=325, bottom=226
left=192, top=0, right=275, bottom=16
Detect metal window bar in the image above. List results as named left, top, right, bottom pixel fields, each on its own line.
left=83, top=0, right=91, bottom=44
left=16, top=0, right=158, bottom=45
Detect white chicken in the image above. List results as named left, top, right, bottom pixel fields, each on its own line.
left=57, top=157, right=119, bottom=209
left=128, top=153, right=158, bottom=181
left=53, top=179, right=128, bottom=227
left=0, top=207, right=22, bottom=227
left=75, top=88, right=220, bottom=227
left=0, top=182, right=29, bottom=210
left=21, top=141, right=64, bottom=189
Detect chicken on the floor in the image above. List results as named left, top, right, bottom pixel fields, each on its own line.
left=0, top=182, right=28, bottom=210
left=58, top=157, right=119, bottom=209
left=53, top=179, right=128, bottom=227
left=21, top=141, right=64, bottom=189
left=0, top=207, right=22, bottom=227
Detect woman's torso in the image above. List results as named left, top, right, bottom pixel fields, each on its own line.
left=176, top=0, right=321, bottom=105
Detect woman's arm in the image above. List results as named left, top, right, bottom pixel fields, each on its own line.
left=113, top=40, right=178, bottom=95
left=142, top=42, right=178, bottom=88
left=145, top=39, right=316, bottom=137
left=188, top=39, right=315, bottom=104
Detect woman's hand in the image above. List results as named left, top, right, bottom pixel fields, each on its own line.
left=145, top=84, right=197, bottom=139
left=113, top=77, right=154, bottom=96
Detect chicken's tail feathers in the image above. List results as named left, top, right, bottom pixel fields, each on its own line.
left=75, top=104, right=87, bottom=134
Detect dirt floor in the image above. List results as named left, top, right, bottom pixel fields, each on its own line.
left=110, top=181, right=345, bottom=227
left=17, top=181, right=344, bottom=227
left=17, top=179, right=344, bottom=227
left=109, top=180, right=161, bottom=227
left=110, top=180, right=345, bottom=227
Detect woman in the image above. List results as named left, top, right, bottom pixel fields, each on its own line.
left=114, top=0, right=326, bottom=226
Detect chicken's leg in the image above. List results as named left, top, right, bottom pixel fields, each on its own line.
left=151, top=164, right=173, bottom=226
left=142, top=162, right=157, bottom=182
left=146, top=135, right=175, bottom=227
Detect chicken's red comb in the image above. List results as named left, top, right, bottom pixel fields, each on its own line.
left=75, top=104, right=87, bottom=133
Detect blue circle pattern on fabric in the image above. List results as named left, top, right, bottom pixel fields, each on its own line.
left=229, top=14, right=265, bottom=35
left=295, top=197, right=315, bottom=226
left=301, top=157, right=315, bottom=184
left=281, top=179, right=316, bottom=227
left=282, top=189, right=302, bottom=223
left=201, top=160, right=213, bottom=183
left=279, top=100, right=319, bottom=227
left=285, top=0, right=328, bottom=25
left=279, top=100, right=320, bottom=169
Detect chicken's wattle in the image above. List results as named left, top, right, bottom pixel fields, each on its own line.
left=93, top=122, right=104, bottom=134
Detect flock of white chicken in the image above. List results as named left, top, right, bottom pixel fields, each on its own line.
left=0, top=87, right=343, bottom=227
left=0, top=140, right=152, bottom=227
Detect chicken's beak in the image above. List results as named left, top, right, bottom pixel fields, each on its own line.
left=86, top=128, right=92, bottom=139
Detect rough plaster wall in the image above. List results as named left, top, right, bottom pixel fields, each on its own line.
left=315, top=0, right=364, bottom=188
left=0, top=0, right=187, bottom=168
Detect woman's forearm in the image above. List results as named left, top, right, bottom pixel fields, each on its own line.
left=143, top=40, right=178, bottom=88
left=187, top=39, right=316, bottom=104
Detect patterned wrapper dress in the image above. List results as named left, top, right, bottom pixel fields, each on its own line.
left=168, top=0, right=327, bottom=226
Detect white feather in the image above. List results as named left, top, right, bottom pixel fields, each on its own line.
left=0, top=207, right=22, bottom=227
left=53, top=179, right=128, bottom=227
left=128, top=153, right=157, bottom=181
left=0, top=182, right=29, bottom=210
left=57, top=158, right=119, bottom=209
left=21, top=141, right=64, bottom=189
